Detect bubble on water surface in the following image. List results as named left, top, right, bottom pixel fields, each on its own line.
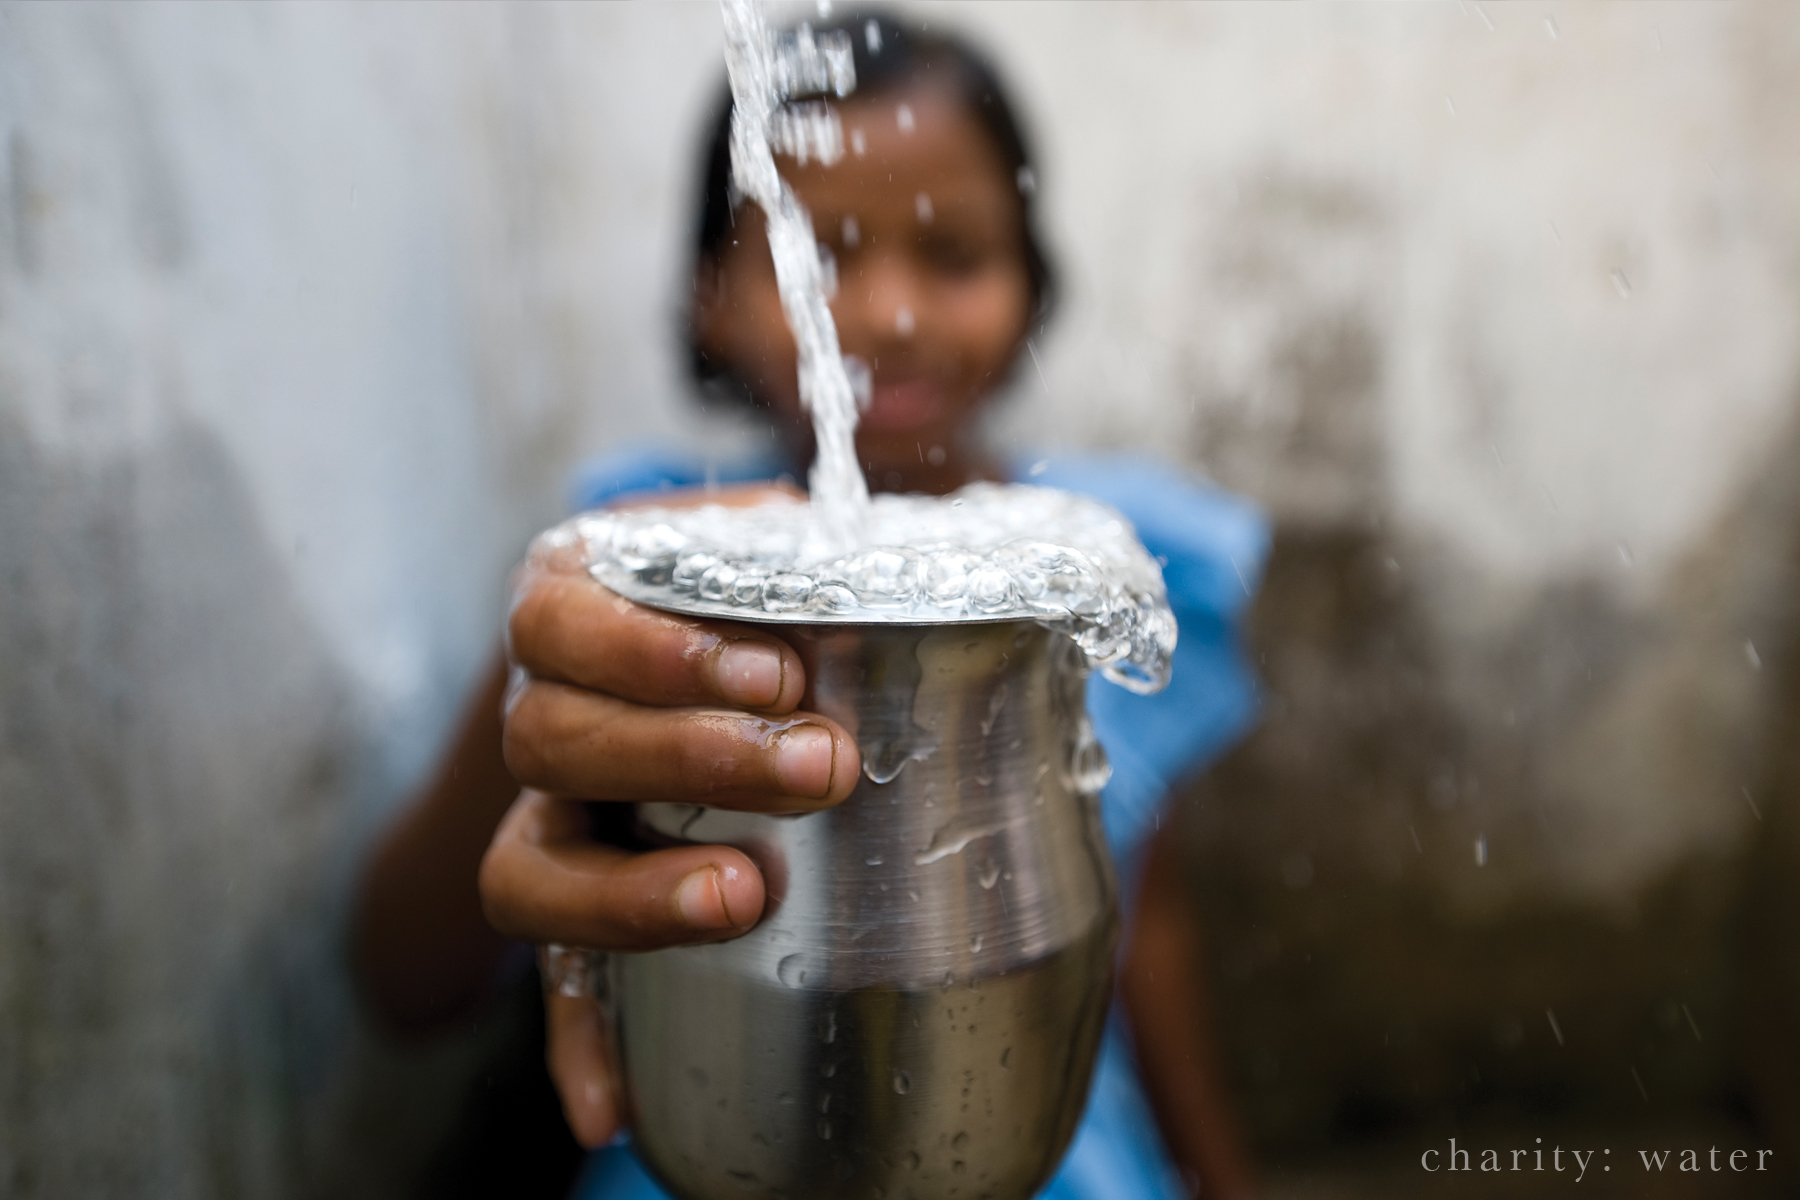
left=763, top=572, right=815, bottom=612
left=571, top=483, right=1179, bottom=692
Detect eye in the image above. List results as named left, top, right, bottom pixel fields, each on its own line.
left=917, top=232, right=986, bottom=275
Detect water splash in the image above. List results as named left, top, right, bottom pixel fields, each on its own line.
left=721, top=0, right=868, bottom=548
left=577, top=484, right=1178, bottom=691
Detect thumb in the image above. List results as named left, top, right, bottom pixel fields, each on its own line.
left=546, top=988, right=626, bottom=1149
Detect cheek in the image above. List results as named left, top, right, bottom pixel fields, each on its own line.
left=936, top=270, right=1030, bottom=376
left=725, top=287, right=802, bottom=392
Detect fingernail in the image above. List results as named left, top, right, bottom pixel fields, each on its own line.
left=716, top=864, right=752, bottom=928
left=716, top=641, right=784, bottom=708
left=674, top=867, right=732, bottom=930
left=774, top=724, right=836, bottom=799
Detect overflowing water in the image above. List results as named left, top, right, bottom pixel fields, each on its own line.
left=564, top=485, right=1176, bottom=691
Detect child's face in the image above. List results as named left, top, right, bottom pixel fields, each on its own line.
left=695, top=85, right=1034, bottom=485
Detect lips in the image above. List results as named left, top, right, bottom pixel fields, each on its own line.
left=860, top=378, right=943, bottom=432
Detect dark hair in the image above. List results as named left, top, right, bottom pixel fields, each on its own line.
left=688, top=8, right=1056, bottom=389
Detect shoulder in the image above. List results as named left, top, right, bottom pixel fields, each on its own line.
left=1016, top=452, right=1269, bottom=619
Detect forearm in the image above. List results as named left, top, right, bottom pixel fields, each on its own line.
left=1121, top=823, right=1258, bottom=1199
left=352, top=653, right=521, bottom=1035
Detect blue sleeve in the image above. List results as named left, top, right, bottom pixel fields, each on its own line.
left=566, top=445, right=789, bottom=514
left=566, top=448, right=709, bottom=513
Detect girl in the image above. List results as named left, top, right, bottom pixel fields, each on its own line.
left=356, top=12, right=1265, bottom=1199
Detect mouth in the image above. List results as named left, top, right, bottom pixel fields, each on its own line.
left=859, top=378, right=944, bottom=433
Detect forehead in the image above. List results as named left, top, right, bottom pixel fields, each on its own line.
left=782, top=86, right=1017, bottom=223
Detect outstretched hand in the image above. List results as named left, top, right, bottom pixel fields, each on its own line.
left=478, top=484, right=861, bottom=1146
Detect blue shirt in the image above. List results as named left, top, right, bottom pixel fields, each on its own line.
left=566, top=448, right=1267, bottom=1200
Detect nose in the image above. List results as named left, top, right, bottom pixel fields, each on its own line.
left=834, top=246, right=923, bottom=360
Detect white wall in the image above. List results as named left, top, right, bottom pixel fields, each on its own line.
left=2, top=3, right=1797, bottom=1193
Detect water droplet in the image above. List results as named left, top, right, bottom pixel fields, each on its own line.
left=730, top=569, right=767, bottom=606
left=1544, top=14, right=1559, bottom=38
left=892, top=1069, right=911, bottom=1095
left=895, top=307, right=915, bottom=336
left=896, top=103, right=914, bottom=133
left=1474, top=835, right=1488, bottom=867
left=819, top=1009, right=837, bottom=1043
left=1611, top=269, right=1633, bottom=298
left=906, top=1151, right=921, bottom=1171
left=1000, top=1046, right=1012, bottom=1069
left=914, top=192, right=934, bottom=224
left=943, top=970, right=955, bottom=989
left=969, top=933, right=984, bottom=953
left=813, top=583, right=858, bottom=612
left=953, top=1132, right=970, bottom=1152
left=923, top=552, right=977, bottom=603
left=762, top=572, right=815, bottom=612
left=777, top=953, right=809, bottom=988
left=817, top=1119, right=833, bottom=1140
left=698, top=562, right=740, bottom=601
left=908, top=889, right=920, bottom=903
left=1745, top=640, right=1763, bottom=670
left=840, top=548, right=920, bottom=604
left=967, top=565, right=1015, bottom=611
left=616, top=523, right=687, bottom=576
left=865, top=852, right=884, bottom=866
left=978, top=859, right=1002, bottom=890
left=864, top=18, right=882, bottom=54
left=979, top=687, right=1007, bottom=737
left=671, top=550, right=719, bottom=594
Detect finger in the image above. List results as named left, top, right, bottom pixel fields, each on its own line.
left=480, top=791, right=767, bottom=949
left=510, top=574, right=807, bottom=714
left=504, top=682, right=857, bottom=809
left=546, top=990, right=624, bottom=1149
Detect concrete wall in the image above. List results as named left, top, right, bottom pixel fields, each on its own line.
left=2, top=3, right=1796, bottom=1195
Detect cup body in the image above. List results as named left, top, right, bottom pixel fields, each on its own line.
left=613, top=618, right=1117, bottom=1200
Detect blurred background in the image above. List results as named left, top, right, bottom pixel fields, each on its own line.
left=3, top=2, right=1798, bottom=1196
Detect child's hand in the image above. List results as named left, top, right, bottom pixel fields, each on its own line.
left=478, top=483, right=859, bottom=1145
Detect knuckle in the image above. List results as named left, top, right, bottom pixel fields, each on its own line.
left=506, top=584, right=549, bottom=661
left=476, top=847, right=524, bottom=936
left=671, top=718, right=762, bottom=800
left=500, top=695, right=551, bottom=787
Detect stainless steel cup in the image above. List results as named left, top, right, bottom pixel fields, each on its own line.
left=613, top=617, right=1118, bottom=1200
